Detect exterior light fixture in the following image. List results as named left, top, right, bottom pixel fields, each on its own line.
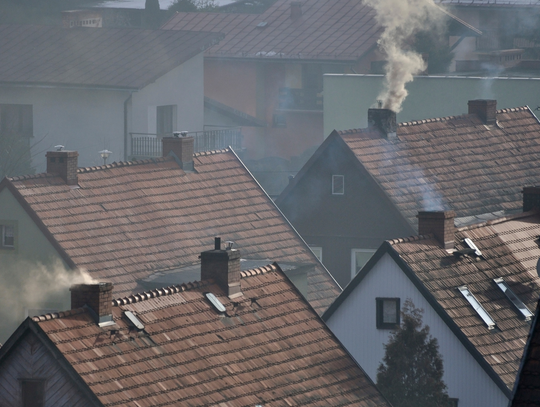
left=99, top=149, right=112, bottom=165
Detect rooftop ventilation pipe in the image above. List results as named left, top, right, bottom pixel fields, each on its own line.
left=200, top=237, right=242, bottom=298
left=417, top=210, right=456, bottom=250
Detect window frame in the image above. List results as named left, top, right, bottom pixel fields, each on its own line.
left=376, top=297, right=400, bottom=329
left=0, top=220, right=17, bottom=251
left=332, top=174, right=344, bottom=195
left=156, top=105, right=177, bottom=138
left=351, top=248, right=376, bottom=279
left=20, top=378, right=46, bottom=407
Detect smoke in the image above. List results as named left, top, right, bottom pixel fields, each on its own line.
left=364, top=0, right=443, bottom=112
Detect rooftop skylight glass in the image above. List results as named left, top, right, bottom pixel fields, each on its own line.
left=458, top=285, right=496, bottom=330
left=493, top=278, right=534, bottom=321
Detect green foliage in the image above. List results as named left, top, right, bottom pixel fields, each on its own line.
left=377, top=299, right=452, bottom=407
left=0, top=133, right=35, bottom=180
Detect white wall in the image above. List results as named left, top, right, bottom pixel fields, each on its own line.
left=0, top=85, right=129, bottom=172
left=323, top=74, right=540, bottom=136
left=325, top=253, right=509, bottom=407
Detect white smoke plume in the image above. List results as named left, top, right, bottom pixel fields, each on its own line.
left=364, top=0, right=444, bottom=112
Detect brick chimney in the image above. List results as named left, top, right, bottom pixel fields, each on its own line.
left=291, top=1, right=302, bottom=20
left=46, top=150, right=79, bottom=185
left=70, top=282, right=114, bottom=326
left=468, top=99, right=497, bottom=125
left=417, top=210, right=456, bottom=249
left=162, top=135, right=194, bottom=171
left=368, top=108, right=397, bottom=139
left=200, top=237, right=242, bottom=298
left=523, top=186, right=540, bottom=212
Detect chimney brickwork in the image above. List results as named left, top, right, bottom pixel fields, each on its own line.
left=290, top=1, right=302, bottom=20
left=70, top=282, right=113, bottom=325
left=201, top=238, right=242, bottom=298
left=523, top=186, right=540, bottom=212
left=368, top=108, right=397, bottom=139
left=417, top=210, right=456, bottom=250
left=468, top=99, right=497, bottom=125
left=162, top=136, right=194, bottom=171
left=46, top=150, right=79, bottom=185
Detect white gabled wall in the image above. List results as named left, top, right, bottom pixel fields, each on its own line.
left=326, top=252, right=509, bottom=407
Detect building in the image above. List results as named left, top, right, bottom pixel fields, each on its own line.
left=0, top=136, right=339, bottom=343
left=0, top=243, right=391, bottom=406
left=277, top=100, right=540, bottom=286
left=323, top=193, right=540, bottom=407
left=0, top=24, right=222, bottom=173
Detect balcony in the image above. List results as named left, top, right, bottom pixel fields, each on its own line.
left=130, top=128, right=243, bottom=159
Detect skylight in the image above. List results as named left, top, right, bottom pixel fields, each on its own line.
left=463, top=238, right=482, bottom=257
left=493, top=278, right=534, bottom=321
left=458, top=285, right=496, bottom=330
left=124, top=311, right=144, bottom=330
left=205, top=292, right=226, bottom=314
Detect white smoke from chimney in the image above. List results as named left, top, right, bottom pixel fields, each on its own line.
left=364, top=0, right=443, bottom=112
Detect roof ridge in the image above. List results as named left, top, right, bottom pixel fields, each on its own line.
left=31, top=306, right=86, bottom=322
left=387, top=233, right=433, bottom=245
left=77, top=157, right=170, bottom=173
left=457, top=209, right=539, bottom=231
left=8, top=172, right=58, bottom=182
left=193, top=148, right=230, bottom=156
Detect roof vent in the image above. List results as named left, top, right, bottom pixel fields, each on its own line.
left=205, top=292, right=226, bottom=314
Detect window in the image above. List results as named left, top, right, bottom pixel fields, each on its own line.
left=332, top=175, right=344, bottom=195
left=376, top=298, right=400, bottom=329
left=156, top=105, right=176, bottom=137
left=309, top=246, right=322, bottom=262
left=458, top=285, right=496, bottom=330
left=0, top=222, right=16, bottom=249
left=21, top=379, right=45, bottom=407
left=449, top=398, right=459, bottom=407
left=351, top=249, right=376, bottom=278
left=493, top=277, right=534, bottom=321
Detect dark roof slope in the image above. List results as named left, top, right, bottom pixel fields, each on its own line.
left=0, top=25, right=222, bottom=88
left=163, top=0, right=382, bottom=61
left=25, top=265, right=390, bottom=406
left=340, top=107, right=540, bottom=228
left=2, top=149, right=339, bottom=314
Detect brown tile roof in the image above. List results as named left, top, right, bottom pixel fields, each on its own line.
left=162, top=0, right=382, bottom=61
left=29, top=265, right=390, bottom=406
left=0, top=25, right=222, bottom=88
left=3, top=149, right=339, bottom=314
left=436, top=0, right=540, bottom=7
left=340, top=107, right=540, bottom=229
left=389, top=211, right=540, bottom=390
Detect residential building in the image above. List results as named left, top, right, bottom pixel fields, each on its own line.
left=0, top=24, right=222, bottom=173
left=323, top=194, right=540, bottom=407
left=0, top=243, right=391, bottom=406
left=277, top=100, right=540, bottom=286
left=0, top=136, right=339, bottom=343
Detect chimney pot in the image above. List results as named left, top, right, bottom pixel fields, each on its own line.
left=162, top=136, right=194, bottom=171
left=201, top=240, right=242, bottom=298
left=46, top=150, right=79, bottom=185
left=70, top=282, right=113, bottom=326
left=368, top=108, right=397, bottom=139
left=468, top=99, right=497, bottom=125
left=523, top=186, right=540, bottom=212
left=290, top=1, right=302, bottom=20
left=417, top=210, right=455, bottom=249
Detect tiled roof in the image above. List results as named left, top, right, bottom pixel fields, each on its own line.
left=436, top=0, right=540, bottom=7
left=390, top=211, right=540, bottom=390
left=0, top=25, right=222, bottom=88
left=162, top=0, right=382, bottom=61
left=4, top=149, right=339, bottom=314
left=30, top=265, right=390, bottom=406
left=340, top=107, right=540, bottom=228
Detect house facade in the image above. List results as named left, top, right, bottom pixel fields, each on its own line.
left=323, top=200, right=540, bottom=407
left=0, top=25, right=221, bottom=174
left=277, top=100, right=540, bottom=286
left=0, top=246, right=390, bottom=406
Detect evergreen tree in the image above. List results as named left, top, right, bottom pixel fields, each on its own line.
left=376, top=299, right=451, bottom=407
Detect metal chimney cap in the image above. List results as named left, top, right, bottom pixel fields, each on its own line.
left=55, top=145, right=65, bottom=151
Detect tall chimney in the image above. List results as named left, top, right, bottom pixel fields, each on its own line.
left=417, top=210, right=455, bottom=250
left=468, top=99, right=497, bottom=125
left=523, top=186, right=540, bottom=212
left=162, top=135, right=194, bottom=171
left=290, top=1, right=302, bottom=20
left=200, top=237, right=242, bottom=298
left=368, top=108, right=397, bottom=139
left=46, top=150, right=79, bottom=185
left=70, top=282, right=114, bottom=326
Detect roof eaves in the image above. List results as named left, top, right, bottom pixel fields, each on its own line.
left=0, top=81, right=138, bottom=92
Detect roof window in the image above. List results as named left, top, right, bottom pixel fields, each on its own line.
left=458, top=285, right=496, bottom=330
left=205, top=292, right=226, bottom=314
left=464, top=237, right=482, bottom=257
left=124, top=311, right=144, bottom=330
left=493, top=278, right=533, bottom=321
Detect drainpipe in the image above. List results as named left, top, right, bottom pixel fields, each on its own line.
left=124, top=93, right=132, bottom=161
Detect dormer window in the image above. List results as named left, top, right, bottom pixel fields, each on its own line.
left=332, top=175, right=344, bottom=195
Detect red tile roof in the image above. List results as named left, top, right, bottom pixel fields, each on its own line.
left=0, top=25, right=222, bottom=88
left=389, top=211, right=540, bottom=391
left=27, top=265, right=390, bottom=406
left=340, top=107, right=540, bottom=228
left=162, top=0, right=382, bottom=61
left=2, top=149, right=339, bottom=314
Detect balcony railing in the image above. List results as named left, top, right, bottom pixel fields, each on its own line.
left=130, top=128, right=243, bottom=159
